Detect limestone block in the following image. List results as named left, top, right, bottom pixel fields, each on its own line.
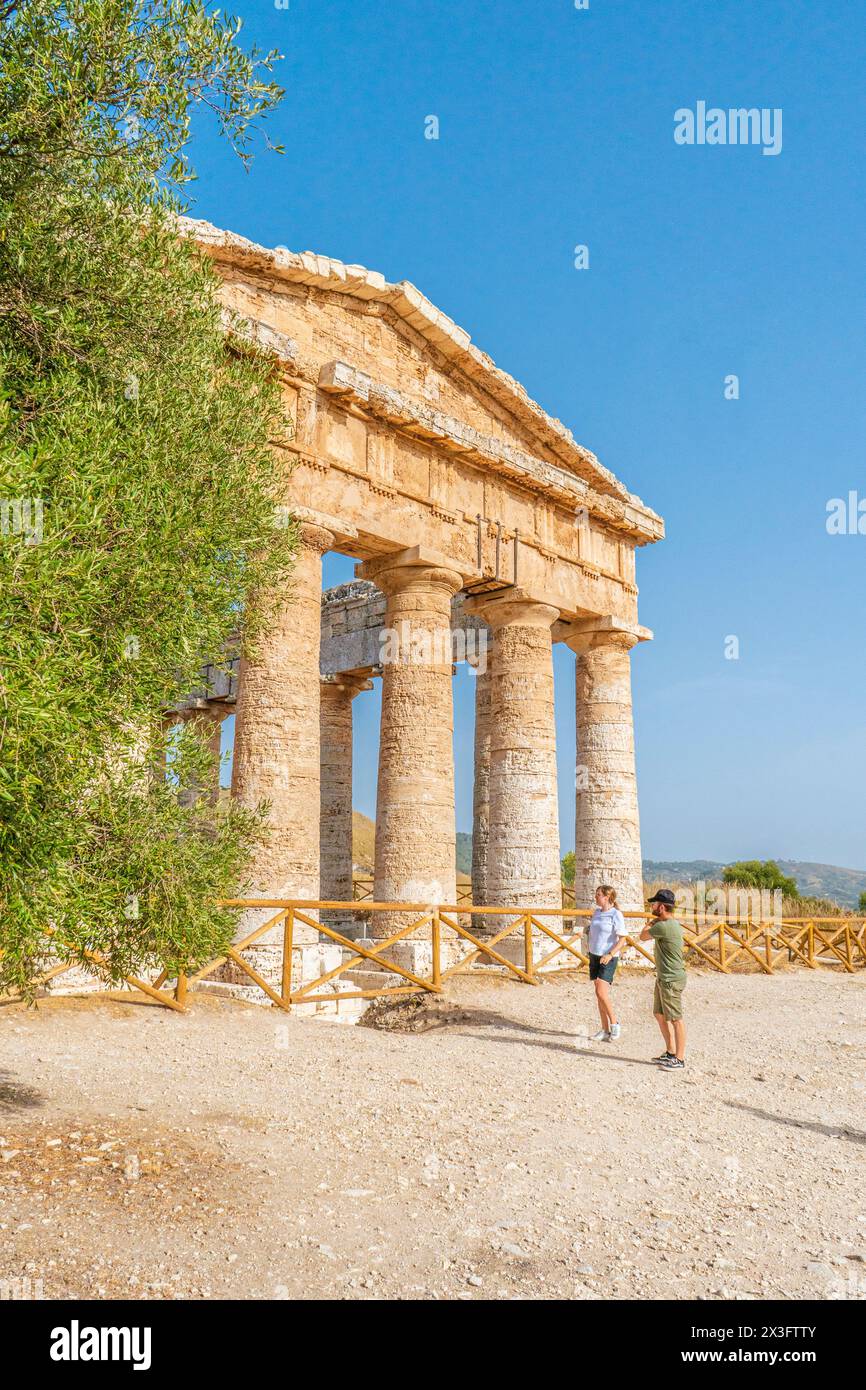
left=464, top=591, right=562, bottom=914
left=231, top=523, right=334, bottom=941
left=568, top=630, right=644, bottom=913
left=320, top=675, right=371, bottom=922
left=359, top=554, right=463, bottom=934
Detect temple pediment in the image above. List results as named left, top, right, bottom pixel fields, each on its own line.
left=186, top=218, right=661, bottom=547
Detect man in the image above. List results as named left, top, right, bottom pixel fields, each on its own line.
left=640, top=889, right=686, bottom=1071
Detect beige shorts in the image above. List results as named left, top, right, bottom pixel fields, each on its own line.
left=653, top=976, right=685, bottom=1022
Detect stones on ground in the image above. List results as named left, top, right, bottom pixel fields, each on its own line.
left=359, top=994, right=472, bottom=1033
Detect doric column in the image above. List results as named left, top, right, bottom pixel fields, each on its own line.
left=566, top=622, right=646, bottom=914
left=231, top=522, right=333, bottom=938
left=470, top=636, right=492, bottom=926
left=465, top=590, right=562, bottom=913
left=359, top=551, right=463, bottom=934
left=320, top=673, right=372, bottom=927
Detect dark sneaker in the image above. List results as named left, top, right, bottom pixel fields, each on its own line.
left=652, top=1051, right=675, bottom=1063
left=661, top=1057, right=685, bottom=1071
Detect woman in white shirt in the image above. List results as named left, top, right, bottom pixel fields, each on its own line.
left=586, top=884, right=626, bottom=1041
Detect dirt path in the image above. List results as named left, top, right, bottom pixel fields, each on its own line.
left=1, top=968, right=864, bottom=1301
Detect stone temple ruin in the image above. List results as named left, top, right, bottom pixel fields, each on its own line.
left=170, top=220, right=664, bottom=1008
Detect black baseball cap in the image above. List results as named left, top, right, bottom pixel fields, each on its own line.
left=646, top=889, right=676, bottom=907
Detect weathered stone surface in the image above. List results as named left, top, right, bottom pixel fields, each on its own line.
left=319, top=581, right=487, bottom=679
left=465, top=591, right=562, bottom=917
left=193, top=228, right=659, bottom=958
left=187, top=219, right=663, bottom=531
left=470, top=638, right=492, bottom=928
left=231, top=522, right=333, bottom=942
left=188, top=221, right=663, bottom=635
left=359, top=552, right=463, bottom=933
left=568, top=626, right=644, bottom=913
left=320, top=674, right=371, bottom=926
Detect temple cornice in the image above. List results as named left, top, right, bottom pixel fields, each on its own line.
left=186, top=217, right=662, bottom=533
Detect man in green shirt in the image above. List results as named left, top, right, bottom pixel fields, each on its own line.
left=640, top=889, right=686, bottom=1071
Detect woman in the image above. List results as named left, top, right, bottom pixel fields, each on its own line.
left=586, top=884, right=626, bottom=1041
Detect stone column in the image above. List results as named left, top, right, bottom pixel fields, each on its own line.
left=465, top=590, right=562, bottom=916
left=231, top=522, right=333, bottom=941
left=470, top=639, right=492, bottom=927
left=320, top=673, right=372, bottom=930
left=566, top=624, right=644, bottom=914
left=360, top=552, right=463, bottom=935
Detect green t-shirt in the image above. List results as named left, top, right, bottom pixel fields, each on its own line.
left=648, top=917, right=686, bottom=982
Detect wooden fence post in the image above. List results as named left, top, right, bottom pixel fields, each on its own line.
left=523, top=914, right=535, bottom=981
left=431, top=910, right=442, bottom=990
left=282, top=909, right=294, bottom=1010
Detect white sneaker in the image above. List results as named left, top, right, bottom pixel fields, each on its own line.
left=609, top=1023, right=621, bottom=1040
left=589, top=1029, right=610, bottom=1042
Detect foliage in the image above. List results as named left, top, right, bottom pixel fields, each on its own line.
left=722, top=860, right=799, bottom=898
left=0, top=0, right=296, bottom=995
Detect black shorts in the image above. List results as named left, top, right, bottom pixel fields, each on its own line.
left=589, top=952, right=618, bottom=983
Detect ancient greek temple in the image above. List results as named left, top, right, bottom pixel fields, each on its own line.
left=181, top=220, right=664, bottom=950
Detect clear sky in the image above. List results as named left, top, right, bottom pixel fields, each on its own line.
left=204, top=0, right=865, bottom=868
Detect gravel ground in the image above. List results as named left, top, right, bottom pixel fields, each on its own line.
left=1, top=967, right=864, bottom=1301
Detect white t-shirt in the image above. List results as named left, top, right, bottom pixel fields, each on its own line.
left=588, top=906, right=626, bottom=956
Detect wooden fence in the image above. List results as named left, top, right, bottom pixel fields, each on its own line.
left=353, top=876, right=475, bottom=906
left=8, top=908, right=865, bottom=1013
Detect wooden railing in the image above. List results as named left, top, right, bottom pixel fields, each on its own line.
left=186, top=904, right=866, bottom=1012
left=11, top=909, right=865, bottom=1013
left=353, top=876, right=474, bottom=906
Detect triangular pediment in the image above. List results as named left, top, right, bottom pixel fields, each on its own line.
left=186, top=218, right=658, bottom=524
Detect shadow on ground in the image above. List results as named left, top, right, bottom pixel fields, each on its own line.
left=0, top=1069, right=44, bottom=1112
left=725, top=1100, right=866, bottom=1145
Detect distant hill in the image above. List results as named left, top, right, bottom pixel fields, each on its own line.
left=643, top=860, right=725, bottom=884
left=351, top=811, right=376, bottom=870
left=643, top=859, right=866, bottom=908
left=350, top=816, right=865, bottom=907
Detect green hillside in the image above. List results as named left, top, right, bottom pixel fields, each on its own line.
left=643, top=859, right=866, bottom=908
left=351, top=815, right=865, bottom=908
left=456, top=832, right=473, bottom=876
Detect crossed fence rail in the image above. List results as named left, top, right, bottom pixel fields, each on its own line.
left=353, top=876, right=475, bottom=906
left=7, top=907, right=865, bottom=1013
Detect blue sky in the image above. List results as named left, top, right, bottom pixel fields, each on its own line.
left=205, top=0, right=865, bottom=868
